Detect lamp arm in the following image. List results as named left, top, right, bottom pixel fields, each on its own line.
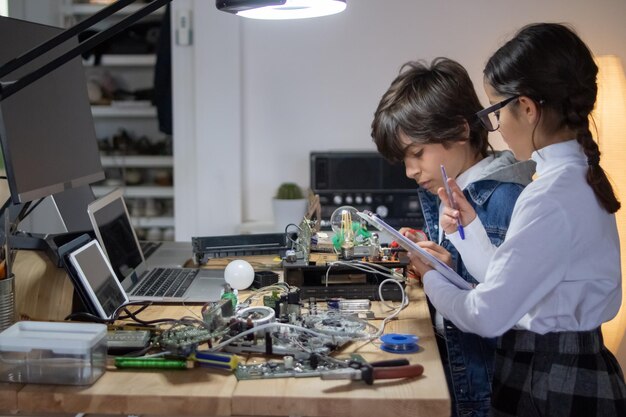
left=0, top=0, right=172, bottom=102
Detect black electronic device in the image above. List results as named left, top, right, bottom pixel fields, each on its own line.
left=44, top=230, right=97, bottom=267
left=0, top=16, right=104, bottom=205
left=310, top=151, right=423, bottom=229
left=192, top=233, right=296, bottom=265
left=283, top=260, right=408, bottom=301
left=252, top=270, right=280, bottom=289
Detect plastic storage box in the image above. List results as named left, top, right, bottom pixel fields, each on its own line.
left=0, top=321, right=107, bottom=385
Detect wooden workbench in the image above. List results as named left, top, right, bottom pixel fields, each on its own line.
left=0, top=251, right=450, bottom=417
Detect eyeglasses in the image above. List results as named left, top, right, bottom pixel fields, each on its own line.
left=475, top=95, right=520, bottom=132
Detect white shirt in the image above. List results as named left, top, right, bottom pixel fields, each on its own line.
left=434, top=156, right=493, bottom=333
left=424, top=140, right=622, bottom=337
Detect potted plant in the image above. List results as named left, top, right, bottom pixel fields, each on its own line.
left=272, top=183, right=308, bottom=231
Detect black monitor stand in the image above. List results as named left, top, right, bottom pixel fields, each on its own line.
left=0, top=199, right=94, bottom=266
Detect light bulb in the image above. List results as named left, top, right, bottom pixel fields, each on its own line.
left=329, top=205, right=359, bottom=234
left=224, top=259, right=255, bottom=290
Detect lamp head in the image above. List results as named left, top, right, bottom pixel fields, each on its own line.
left=216, top=0, right=346, bottom=20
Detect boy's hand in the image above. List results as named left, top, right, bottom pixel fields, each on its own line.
left=407, top=241, right=453, bottom=276
left=418, top=241, right=452, bottom=267
left=437, top=178, right=477, bottom=236
left=398, top=227, right=427, bottom=243
left=407, top=251, right=432, bottom=277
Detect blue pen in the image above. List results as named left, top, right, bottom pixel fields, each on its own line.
left=440, top=165, right=465, bottom=240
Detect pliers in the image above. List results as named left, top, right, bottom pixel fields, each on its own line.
left=320, top=358, right=424, bottom=385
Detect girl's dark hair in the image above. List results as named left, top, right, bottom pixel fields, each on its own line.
left=371, top=57, right=489, bottom=163
left=484, top=23, right=620, bottom=214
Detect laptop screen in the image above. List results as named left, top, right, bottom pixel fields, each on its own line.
left=91, top=195, right=143, bottom=280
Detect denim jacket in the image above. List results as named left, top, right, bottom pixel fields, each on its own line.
left=418, top=151, right=535, bottom=417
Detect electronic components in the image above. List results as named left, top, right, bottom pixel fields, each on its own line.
left=221, top=304, right=368, bottom=358
left=234, top=354, right=365, bottom=380
left=252, top=270, right=279, bottom=289
left=283, top=260, right=407, bottom=301
left=202, top=299, right=235, bottom=332
left=105, top=247, right=411, bottom=378
left=237, top=306, right=276, bottom=338
left=156, top=323, right=214, bottom=357
left=107, top=330, right=152, bottom=355
left=327, top=299, right=371, bottom=313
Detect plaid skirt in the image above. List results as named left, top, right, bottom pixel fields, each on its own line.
left=491, top=328, right=626, bottom=417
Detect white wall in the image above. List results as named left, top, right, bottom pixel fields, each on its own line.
left=6, top=0, right=62, bottom=25
left=174, top=0, right=626, bottom=239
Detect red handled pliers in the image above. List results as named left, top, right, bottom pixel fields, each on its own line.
left=320, top=358, right=424, bottom=385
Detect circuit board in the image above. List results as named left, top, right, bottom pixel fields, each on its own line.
left=235, top=354, right=365, bottom=380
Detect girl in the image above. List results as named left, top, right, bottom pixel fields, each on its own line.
left=413, top=24, right=626, bottom=416
left=371, top=57, right=535, bottom=417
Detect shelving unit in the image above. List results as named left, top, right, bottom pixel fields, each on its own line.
left=100, top=155, right=173, bottom=167
left=62, top=0, right=174, bottom=241
left=91, top=105, right=157, bottom=117
left=83, top=53, right=157, bottom=67
left=92, top=185, right=174, bottom=198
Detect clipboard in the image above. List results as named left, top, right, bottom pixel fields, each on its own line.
left=357, top=211, right=473, bottom=290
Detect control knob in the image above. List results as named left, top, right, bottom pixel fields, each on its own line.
left=333, top=195, right=343, bottom=205
left=376, top=205, right=389, bottom=218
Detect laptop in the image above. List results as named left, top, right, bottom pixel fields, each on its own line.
left=88, top=189, right=191, bottom=268
left=87, top=189, right=225, bottom=303
left=143, top=240, right=193, bottom=269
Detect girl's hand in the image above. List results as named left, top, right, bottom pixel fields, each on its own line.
left=437, top=178, right=477, bottom=236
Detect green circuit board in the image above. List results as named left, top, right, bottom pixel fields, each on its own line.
left=234, top=354, right=365, bottom=380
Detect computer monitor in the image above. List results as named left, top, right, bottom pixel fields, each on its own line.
left=0, top=16, right=104, bottom=205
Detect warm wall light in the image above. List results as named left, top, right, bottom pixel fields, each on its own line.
left=217, top=0, right=346, bottom=20
left=594, top=55, right=626, bottom=364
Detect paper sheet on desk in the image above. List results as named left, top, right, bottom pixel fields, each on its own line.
left=357, top=211, right=473, bottom=290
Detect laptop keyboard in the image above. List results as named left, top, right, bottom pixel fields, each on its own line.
left=140, top=241, right=163, bottom=259
left=133, top=268, right=199, bottom=298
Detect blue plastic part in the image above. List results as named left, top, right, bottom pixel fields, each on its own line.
left=379, top=333, right=420, bottom=354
